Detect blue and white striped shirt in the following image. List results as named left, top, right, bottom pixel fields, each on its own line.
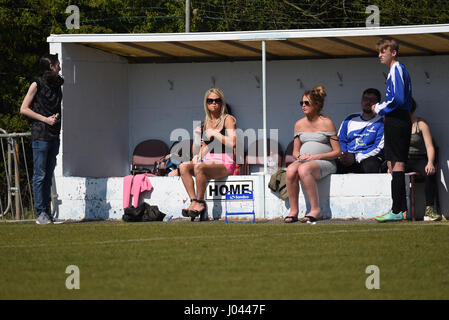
left=338, top=112, right=384, bottom=163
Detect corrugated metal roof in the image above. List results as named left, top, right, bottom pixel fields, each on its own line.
left=47, top=24, right=449, bottom=63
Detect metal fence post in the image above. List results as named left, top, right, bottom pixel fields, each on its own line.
left=13, top=139, right=21, bottom=220
left=1, top=130, right=33, bottom=220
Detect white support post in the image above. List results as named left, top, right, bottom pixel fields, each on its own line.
left=262, top=40, right=267, bottom=175
left=262, top=40, right=267, bottom=218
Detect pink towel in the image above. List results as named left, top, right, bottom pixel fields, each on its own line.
left=123, top=174, right=154, bottom=208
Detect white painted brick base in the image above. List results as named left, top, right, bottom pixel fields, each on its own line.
left=54, top=173, right=410, bottom=221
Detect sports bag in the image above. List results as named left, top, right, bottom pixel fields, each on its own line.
left=122, top=202, right=166, bottom=222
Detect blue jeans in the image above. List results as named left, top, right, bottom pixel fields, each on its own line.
left=32, top=140, right=60, bottom=216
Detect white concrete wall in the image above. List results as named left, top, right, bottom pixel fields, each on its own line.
left=54, top=174, right=406, bottom=221
left=60, top=44, right=129, bottom=177
left=54, top=175, right=265, bottom=220
left=57, top=43, right=449, bottom=216
left=265, top=173, right=401, bottom=220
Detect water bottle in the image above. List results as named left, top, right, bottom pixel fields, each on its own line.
left=267, top=152, right=277, bottom=174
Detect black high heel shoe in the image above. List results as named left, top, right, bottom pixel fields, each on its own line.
left=182, top=199, right=195, bottom=217
left=188, top=199, right=207, bottom=221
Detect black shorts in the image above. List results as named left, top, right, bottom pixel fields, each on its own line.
left=384, top=109, right=411, bottom=162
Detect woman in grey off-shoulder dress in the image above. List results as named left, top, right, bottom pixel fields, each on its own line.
left=284, top=86, right=341, bottom=223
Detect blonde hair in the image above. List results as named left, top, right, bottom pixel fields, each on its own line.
left=303, top=85, right=327, bottom=113
left=203, top=88, right=228, bottom=130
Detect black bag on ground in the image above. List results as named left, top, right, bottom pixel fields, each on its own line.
left=123, top=202, right=166, bottom=222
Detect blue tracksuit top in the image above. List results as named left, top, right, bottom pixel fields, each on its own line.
left=374, top=61, right=412, bottom=116
left=338, top=112, right=384, bottom=163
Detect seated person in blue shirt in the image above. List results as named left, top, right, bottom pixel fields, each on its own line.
left=337, top=88, right=385, bottom=173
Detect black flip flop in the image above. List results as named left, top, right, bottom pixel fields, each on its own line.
left=300, top=215, right=319, bottom=223
left=284, top=216, right=299, bottom=223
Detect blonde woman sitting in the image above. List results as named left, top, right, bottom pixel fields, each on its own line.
left=179, top=88, right=236, bottom=221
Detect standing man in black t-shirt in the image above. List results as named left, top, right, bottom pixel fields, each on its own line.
left=20, top=53, right=64, bottom=224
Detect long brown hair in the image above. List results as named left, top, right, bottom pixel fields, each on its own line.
left=39, top=53, right=64, bottom=87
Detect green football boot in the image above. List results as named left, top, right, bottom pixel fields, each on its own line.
left=375, top=210, right=405, bottom=222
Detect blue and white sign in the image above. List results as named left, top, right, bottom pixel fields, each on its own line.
left=226, top=193, right=253, bottom=201
left=225, top=190, right=255, bottom=223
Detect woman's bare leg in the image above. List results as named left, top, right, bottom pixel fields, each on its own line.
left=285, top=161, right=302, bottom=219
left=191, top=161, right=229, bottom=212
left=179, top=162, right=197, bottom=211
left=298, top=161, right=322, bottom=220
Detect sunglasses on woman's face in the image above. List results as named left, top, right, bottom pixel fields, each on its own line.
left=299, top=100, right=311, bottom=106
left=206, top=98, right=222, bottom=104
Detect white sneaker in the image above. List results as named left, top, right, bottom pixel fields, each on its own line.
left=36, top=213, right=52, bottom=225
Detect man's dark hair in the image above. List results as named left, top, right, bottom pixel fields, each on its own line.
left=363, top=88, right=381, bottom=103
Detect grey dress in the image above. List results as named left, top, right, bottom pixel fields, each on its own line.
left=294, top=131, right=337, bottom=179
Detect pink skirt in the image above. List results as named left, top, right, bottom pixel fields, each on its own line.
left=202, top=153, right=236, bottom=175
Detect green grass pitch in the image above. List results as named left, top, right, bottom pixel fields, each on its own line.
left=1, top=220, right=448, bottom=300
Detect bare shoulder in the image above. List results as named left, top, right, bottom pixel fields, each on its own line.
left=320, top=115, right=337, bottom=132
left=417, top=117, right=430, bottom=129
left=417, top=117, right=432, bottom=135
left=225, top=114, right=236, bottom=127
left=294, top=118, right=305, bottom=132
left=29, top=82, right=38, bottom=92
left=24, top=82, right=38, bottom=98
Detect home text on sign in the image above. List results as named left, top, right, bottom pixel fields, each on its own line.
left=206, top=180, right=254, bottom=200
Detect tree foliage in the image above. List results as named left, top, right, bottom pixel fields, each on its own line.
left=1, top=0, right=449, bottom=207
left=1, top=0, right=449, bottom=128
